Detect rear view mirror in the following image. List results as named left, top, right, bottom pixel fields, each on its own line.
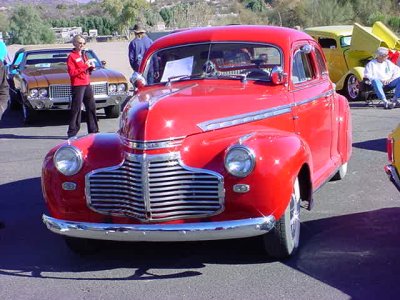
left=130, top=72, right=147, bottom=89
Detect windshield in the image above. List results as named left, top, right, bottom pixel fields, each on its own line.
left=21, top=49, right=101, bottom=69
left=143, top=42, right=282, bottom=84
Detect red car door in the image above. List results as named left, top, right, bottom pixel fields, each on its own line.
left=290, top=42, right=335, bottom=188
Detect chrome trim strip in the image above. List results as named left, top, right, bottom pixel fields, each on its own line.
left=122, top=136, right=186, bottom=150
left=198, top=104, right=292, bottom=131
left=197, top=89, right=334, bottom=132
left=42, top=214, right=276, bottom=242
left=385, top=164, right=400, bottom=191
left=295, top=90, right=334, bottom=106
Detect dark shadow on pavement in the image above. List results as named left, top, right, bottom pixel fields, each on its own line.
left=353, top=138, right=386, bottom=152
left=286, top=208, right=400, bottom=299
left=0, top=107, right=116, bottom=129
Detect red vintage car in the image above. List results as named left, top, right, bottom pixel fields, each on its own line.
left=42, top=25, right=352, bottom=259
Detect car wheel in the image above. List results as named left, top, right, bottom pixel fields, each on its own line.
left=262, top=176, right=301, bottom=259
left=22, top=103, right=37, bottom=124
left=64, top=237, right=100, bottom=255
left=345, top=74, right=361, bottom=101
left=104, top=104, right=120, bottom=118
left=331, top=162, right=348, bottom=181
left=10, top=91, right=22, bottom=110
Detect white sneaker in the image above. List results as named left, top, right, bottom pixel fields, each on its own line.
left=383, top=100, right=391, bottom=109
left=390, top=97, right=400, bottom=108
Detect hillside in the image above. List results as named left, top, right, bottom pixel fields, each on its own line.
left=0, top=0, right=91, bottom=7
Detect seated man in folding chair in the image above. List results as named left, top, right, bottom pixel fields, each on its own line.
left=364, top=46, right=400, bottom=109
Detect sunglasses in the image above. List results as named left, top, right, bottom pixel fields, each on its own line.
left=78, top=42, right=86, bottom=45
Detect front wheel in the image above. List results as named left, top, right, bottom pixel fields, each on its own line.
left=10, top=91, right=22, bottom=110
left=344, top=74, right=362, bottom=101
left=22, top=103, right=38, bottom=124
left=262, top=176, right=301, bottom=259
left=104, top=104, right=120, bottom=118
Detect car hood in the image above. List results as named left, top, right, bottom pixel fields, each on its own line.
left=21, top=67, right=126, bottom=87
left=350, top=21, right=400, bottom=55
left=119, top=80, right=289, bottom=141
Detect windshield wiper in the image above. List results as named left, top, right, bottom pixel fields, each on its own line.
left=166, top=73, right=204, bottom=85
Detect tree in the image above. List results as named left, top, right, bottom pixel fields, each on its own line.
left=297, top=0, right=355, bottom=27
left=9, top=5, right=55, bottom=45
left=0, top=12, right=9, bottom=36
left=244, top=0, right=268, bottom=12
left=101, top=0, right=150, bottom=36
left=162, top=2, right=214, bottom=29
left=160, top=7, right=173, bottom=27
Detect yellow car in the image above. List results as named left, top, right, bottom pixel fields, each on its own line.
left=305, top=22, right=400, bottom=101
left=386, top=125, right=400, bottom=191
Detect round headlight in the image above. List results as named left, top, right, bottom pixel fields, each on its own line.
left=39, top=88, right=48, bottom=97
left=224, top=145, right=255, bottom=178
left=117, top=83, right=126, bottom=92
left=108, top=84, right=117, bottom=93
left=53, top=146, right=83, bottom=176
left=29, top=89, right=38, bottom=98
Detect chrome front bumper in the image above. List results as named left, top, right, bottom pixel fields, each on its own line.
left=42, top=214, right=276, bottom=242
left=385, top=164, right=400, bottom=191
left=27, top=93, right=127, bottom=110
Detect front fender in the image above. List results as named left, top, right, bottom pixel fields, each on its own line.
left=336, top=93, right=352, bottom=164
left=42, top=133, right=125, bottom=221
left=240, top=132, right=311, bottom=219
left=182, top=129, right=312, bottom=221
left=336, top=67, right=365, bottom=91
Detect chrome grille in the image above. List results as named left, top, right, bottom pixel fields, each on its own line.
left=49, top=85, right=71, bottom=101
left=91, top=83, right=108, bottom=96
left=86, top=152, right=224, bottom=222
left=49, top=82, right=108, bottom=101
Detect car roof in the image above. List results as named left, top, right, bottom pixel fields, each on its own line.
left=16, top=45, right=73, bottom=53
left=304, top=25, right=354, bottom=37
left=152, top=25, right=312, bottom=51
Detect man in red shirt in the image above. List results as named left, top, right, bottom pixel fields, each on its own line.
left=67, top=34, right=99, bottom=138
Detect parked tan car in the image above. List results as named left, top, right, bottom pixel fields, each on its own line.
left=8, top=45, right=128, bottom=123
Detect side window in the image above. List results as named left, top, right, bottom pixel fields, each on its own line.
left=314, top=48, right=327, bottom=75
left=292, top=50, right=315, bottom=84
left=318, top=38, right=337, bottom=49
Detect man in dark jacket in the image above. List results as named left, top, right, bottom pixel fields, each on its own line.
left=128, top=24, right=158, bottom=84
left=128, top=24, right=153, bottom=72
left=0, top=60, right=9, bottom=120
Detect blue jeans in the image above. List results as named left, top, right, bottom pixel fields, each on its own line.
left=371, top=77, right=400, bottom=101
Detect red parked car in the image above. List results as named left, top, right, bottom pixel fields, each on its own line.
left=42, top=25, right=352, bottom=259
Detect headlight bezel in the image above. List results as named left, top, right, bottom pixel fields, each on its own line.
left=29, top=88, right=48, bottom=98
left=29, top=89, right=38, bottom=98
left=38, top=88, right=48, bottom=97
left=53, top=146, right=83, bottom=176
left=117, top=83, right=126, bottom=92
left=108, top=84, right=117, bottom=93
left=224, top=145, right=256, bottom=178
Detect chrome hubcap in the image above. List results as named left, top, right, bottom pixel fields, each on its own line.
left=347, top=75, right=360, bottom=99
left=290, top=177, right=301, bottom=245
